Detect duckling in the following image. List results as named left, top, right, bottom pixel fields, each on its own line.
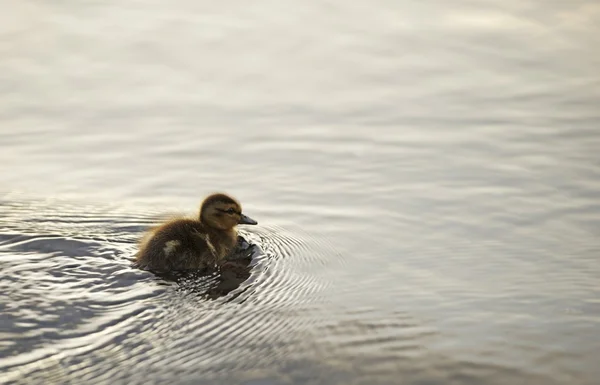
left=135, top=193, right=257, bottom=272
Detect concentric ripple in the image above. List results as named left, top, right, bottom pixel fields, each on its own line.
left=0, top=196, right=343, bottom=385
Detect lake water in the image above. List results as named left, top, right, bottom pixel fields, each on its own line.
left=1, top=1, right=599, bottom=384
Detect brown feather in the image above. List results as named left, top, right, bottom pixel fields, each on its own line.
left=135, top=193, right=254, bottom=272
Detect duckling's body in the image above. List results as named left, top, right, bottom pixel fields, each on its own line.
left=135, top=193, right=257, bottom=272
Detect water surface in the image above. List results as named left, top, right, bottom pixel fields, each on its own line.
left=1, top=1, right=599, bottom=384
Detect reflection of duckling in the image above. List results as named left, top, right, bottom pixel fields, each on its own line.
left=135, top=193, right=257, bottom=272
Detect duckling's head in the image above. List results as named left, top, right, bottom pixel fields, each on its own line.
left=200, top=193, right=258, bottom=231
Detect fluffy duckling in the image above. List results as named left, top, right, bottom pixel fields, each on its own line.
left=135, top=193, right=257, bottom=272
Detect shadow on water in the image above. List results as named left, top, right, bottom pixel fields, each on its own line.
left=145, top=238, right=263, bottom=301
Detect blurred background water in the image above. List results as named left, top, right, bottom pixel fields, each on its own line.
left=1, top=1, right=599, bottom=384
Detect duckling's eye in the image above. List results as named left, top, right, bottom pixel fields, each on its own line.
left=226, top=208, right=236, bottom=214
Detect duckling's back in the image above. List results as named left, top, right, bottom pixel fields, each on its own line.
left=135, top=218, right=212, bottom=271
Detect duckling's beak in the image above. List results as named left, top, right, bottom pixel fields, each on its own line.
left=238, top=213, right=258, bottom=225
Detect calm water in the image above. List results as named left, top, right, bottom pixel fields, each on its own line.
left=1, top=1, right=599, bottom=384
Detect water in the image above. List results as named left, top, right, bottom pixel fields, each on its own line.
left=1, top=1, right=599, bottom=384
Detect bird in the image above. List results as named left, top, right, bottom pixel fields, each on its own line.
left=135, top=193, right=257, bottom=272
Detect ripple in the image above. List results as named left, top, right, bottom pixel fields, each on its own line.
left=0, top=197, right=345, bottom=384
left=3, top=188, right=598, bottom=385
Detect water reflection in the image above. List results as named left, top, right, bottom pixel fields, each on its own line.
left=151, top=239, right=259, bottom=300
